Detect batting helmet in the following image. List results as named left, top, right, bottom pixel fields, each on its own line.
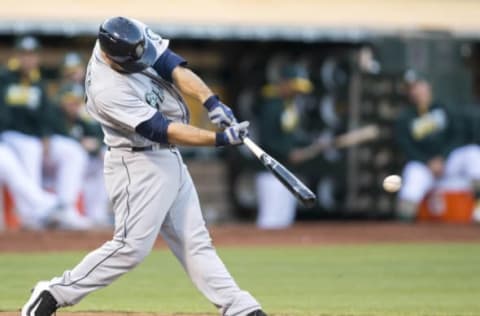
left=98, top=16, right=156, bottom=73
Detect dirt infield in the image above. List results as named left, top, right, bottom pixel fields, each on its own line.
left=1, top=222, right=480, bottom=253
left=2, top=312, right=226, bottom=316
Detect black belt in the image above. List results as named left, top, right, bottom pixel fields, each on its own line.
left=107, top=145, right=175, bottom=152
left=107, top=145, right=155, bottom=152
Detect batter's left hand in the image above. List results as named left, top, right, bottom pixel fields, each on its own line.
left=204, top=95, right=237, bottom=128
left=215, top=121, right=249, bottom=147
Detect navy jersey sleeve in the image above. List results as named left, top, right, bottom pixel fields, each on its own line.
left=135, top=112, right=171, bottom=144
left=152, top=49, right=187, bottom=83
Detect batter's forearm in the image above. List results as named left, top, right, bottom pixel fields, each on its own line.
left=171, top=66, right=213, bottom=104
left=167, top=122, right=216, bottom=146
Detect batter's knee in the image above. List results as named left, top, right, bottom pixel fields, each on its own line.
left=118, top=240, right=151, bottom=267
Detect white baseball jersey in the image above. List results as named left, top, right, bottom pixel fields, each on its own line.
left=85, top=20, right=189, bottom=148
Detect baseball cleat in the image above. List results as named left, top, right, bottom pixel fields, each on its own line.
left=246, top=310, right=267, bottom=316
left=21, top=281, right=58, bottom=316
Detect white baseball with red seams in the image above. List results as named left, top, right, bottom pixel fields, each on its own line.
left=383, top=174, right=402, bottom=193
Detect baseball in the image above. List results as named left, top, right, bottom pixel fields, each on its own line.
left=383, top=174, right=402, bottom=192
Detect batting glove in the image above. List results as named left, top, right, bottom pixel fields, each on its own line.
left=215, top=121, right=249, bottom=147
left=204, top=95, right=238, bottom=128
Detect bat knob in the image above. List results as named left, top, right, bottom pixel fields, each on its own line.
left=303, top=196, right=317, bottom=208
left=299, top=189, right=317, bottom=208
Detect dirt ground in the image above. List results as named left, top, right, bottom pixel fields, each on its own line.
left=1, top=222, right=480, bottom=253
left=0, top=312, right=217, bottom=316
left=2, top=222, right=480, bottom=316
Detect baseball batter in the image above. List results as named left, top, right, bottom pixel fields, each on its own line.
left=22, top=17, right=266, bottom=316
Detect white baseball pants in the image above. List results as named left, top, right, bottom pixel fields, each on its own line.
left=47, top=148, right=261, bottom=316
left=0, top=144, right=57, bottom=228
left=82, top=151, right=111, bottom=225
left=399, top=145, right=480, bottom=203
left=2, top=132, right=89, bottom=210
left=45, top=135, right=89, bottom=208
left=256, top=172, right=297, bottom=229
left=1, top=131, right=43, bottom=185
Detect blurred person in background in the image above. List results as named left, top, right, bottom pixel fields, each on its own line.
left=57, top=51, right=110, bottom=226
left=51, top=83, right=111, bottom=227
left=0, top=36, right=51, bottom=185
left=61, top=52, right=86, bottom=85
left=255, top=64, right=313, bottom=229
left=0, top=36, right=91, bottom=230
left=395, top=78, right=480, bottom=221
left=0, top=88, right=59, bottom=230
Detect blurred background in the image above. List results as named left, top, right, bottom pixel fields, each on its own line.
left=1, top=0, right=480, bottom=230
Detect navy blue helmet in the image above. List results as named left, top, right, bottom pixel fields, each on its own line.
left=98, top=16, right=156, bottom=73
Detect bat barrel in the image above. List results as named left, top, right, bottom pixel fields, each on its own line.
left=270, top=161, right=317, bottom=208
left=296, top=187, right=317, bottom=207
left=242, top=135, right=317, bottom=208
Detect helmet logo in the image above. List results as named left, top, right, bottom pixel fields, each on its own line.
left=146, top=28, right=161, bottom=41
left=134, top=43, right=144, bottom=59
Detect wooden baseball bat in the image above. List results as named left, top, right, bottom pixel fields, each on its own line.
left=242, top=137, right=317, bottom=207
left=290, top=124, right=380, bottom=163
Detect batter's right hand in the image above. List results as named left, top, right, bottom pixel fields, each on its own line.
left=215, top=121, right=249, bottom=147
left=204, top=95, right=238, bottom=128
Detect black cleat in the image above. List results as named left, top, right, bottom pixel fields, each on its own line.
left=247, top=310, right=268, bottom=316
left=21, top=281, right=58, bottom=316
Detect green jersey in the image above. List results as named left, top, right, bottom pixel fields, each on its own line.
left=257, top=96, right=306, bottom=167
left=0, top=68, right=54, bottom=137
left=50, top=106, right=103, bottom=155
left=0, top=95, right=10, bottom=133
left=395, top=103, right=464, bottom=162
